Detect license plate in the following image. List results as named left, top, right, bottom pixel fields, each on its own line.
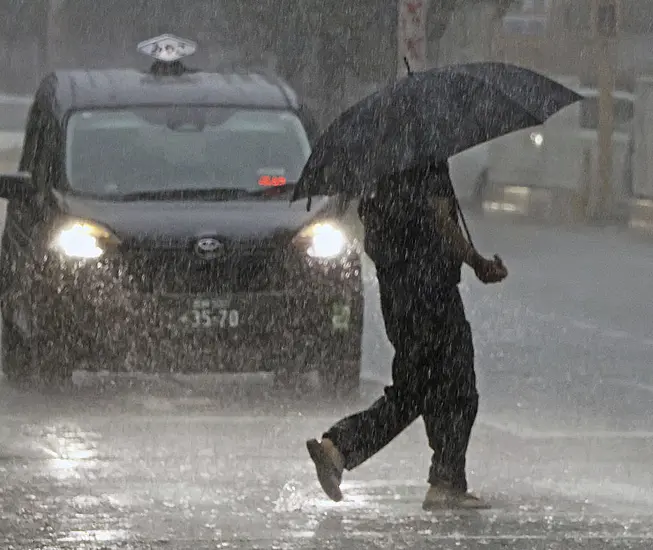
left=178, top=298, right=240, bottom=329
left=332, top=303, right=351, bottom=331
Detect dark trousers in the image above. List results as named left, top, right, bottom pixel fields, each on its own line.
left=323, top=273, right=479, bottom=491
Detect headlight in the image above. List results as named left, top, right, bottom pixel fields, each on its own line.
left=530, top=132, right=543, bottom=147
left=51, top=221, right=120, bottom=260
left=296, top=221, right=348, bottom=259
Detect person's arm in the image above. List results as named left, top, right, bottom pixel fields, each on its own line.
left=429, top=196, right=508, bottom=284
left=429, top=197, right=483, bottom=269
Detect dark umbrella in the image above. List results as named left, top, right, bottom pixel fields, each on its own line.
left=291, top=61, right=584, bottom=205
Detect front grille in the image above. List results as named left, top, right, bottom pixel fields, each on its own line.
left=122, top=242, right=302, bottom=294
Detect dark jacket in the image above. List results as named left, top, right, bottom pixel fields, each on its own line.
left=358, top=162, right=462, bottom=288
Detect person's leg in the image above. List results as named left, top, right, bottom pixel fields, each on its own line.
left=307, top=342, right=424, bottom=501
left=424, top=321, right=478, bottom=491
left=306, top=269, right=436, bottom=501
left=420, top=319, right=488, bottom=509
left=323, top=374, right=423, bottom=469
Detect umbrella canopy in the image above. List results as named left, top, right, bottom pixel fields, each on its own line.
left=291, top=62, right=584, bottom=204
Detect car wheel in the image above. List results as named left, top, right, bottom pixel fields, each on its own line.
left=320, top=359, right=361, bottom=400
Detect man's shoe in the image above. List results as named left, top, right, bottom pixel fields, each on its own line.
left=306, top=438, right=345, bottom=502
left=422, top=482, right=491, bottom=511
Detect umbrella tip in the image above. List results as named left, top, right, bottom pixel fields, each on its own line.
left=306, top=196, right=312, bottom=212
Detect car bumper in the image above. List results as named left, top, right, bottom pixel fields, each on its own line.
left=25, top=258, right=364, bottom=373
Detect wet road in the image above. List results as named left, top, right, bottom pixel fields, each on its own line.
left=1, top=211, right=652, bottom=549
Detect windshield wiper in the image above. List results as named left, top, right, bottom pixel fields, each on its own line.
left=77, top=184, right=298, bottom=202
left=114, top=188, right=253, bottom=201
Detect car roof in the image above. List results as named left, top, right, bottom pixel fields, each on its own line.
left=35, top=66, right=300, bottom=122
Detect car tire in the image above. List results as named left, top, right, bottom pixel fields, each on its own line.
left=320, top=359, right=361, bottom=400
left=1, top=315, right=73, bottom=388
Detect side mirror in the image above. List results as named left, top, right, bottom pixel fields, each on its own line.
left=0, top=172, right=34, bottom=201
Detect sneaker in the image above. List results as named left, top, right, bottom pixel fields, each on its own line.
left=422, top=482, right=491, bottom=511
left=306, top=438, right=345, bottom=502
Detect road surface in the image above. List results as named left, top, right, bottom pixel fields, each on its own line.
left=1, top=209, right=652, bottom=549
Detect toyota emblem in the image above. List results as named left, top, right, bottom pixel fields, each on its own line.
left=194, top=237, right=224, bottom=259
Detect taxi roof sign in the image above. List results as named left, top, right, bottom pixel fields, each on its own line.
left=137, top=34, right=197, bottom=62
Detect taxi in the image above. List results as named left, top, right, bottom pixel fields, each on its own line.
left=0, top=35, right=363, bottom=396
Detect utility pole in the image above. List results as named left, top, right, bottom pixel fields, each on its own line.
left=397, top=0, right=429, bottom=78
left=33, top=0, right=49, bottom=79
left=35, top=0, right=62, bottom=78
left=588, top=0, right=618, bottom=222
left=50, top=0, right=66, bottom=68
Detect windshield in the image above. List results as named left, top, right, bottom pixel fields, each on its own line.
left=65, top=106, right=311, bottom=198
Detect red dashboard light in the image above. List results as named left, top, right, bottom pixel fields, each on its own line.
left=258, top=175, right=287, bottom=187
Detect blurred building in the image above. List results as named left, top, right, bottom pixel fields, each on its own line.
left=491, top=0, right=653, bottom=89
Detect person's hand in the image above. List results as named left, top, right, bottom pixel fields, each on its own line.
left=474, top=254, right=508, bottom=284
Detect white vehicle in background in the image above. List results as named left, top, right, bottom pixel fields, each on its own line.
left=481, top=76, right=634, bottom=220
left=449, top=143, right=490, bottom=206
left=0, top=93, right=31, bottom=170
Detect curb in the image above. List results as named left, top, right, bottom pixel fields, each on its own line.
left=480, top=184, right=588, bottom=225
left=479, top=184, right=653, bottom=242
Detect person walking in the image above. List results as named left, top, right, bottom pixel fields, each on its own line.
left=306, top=160, right=507, bottom=510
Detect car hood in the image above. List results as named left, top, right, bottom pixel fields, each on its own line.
left=57, top=194, right=334, bottom=244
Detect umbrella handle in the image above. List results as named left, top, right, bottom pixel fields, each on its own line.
left=454, top=195, right=475, bottom=250
left=403, top=57, right=412, bottom=75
